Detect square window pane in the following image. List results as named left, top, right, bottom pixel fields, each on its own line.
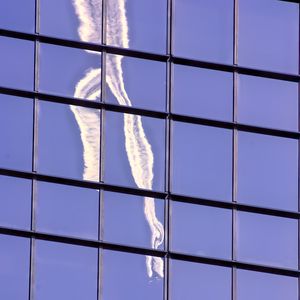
left=238, top=75, right=298, bottom=131
left=0, top=94, right=33, bottom=171
left=106, top=54, right=166, bottom=111
left=0, top=175, right=31, bottom=229
left=34, top=240, right=98, bottom=300
left=106, top=0, right=167, bottom=53
left=170, top=260, right=231, bottom=300
left=174, top=0, right=233, bottom=64
left=103, top=191, right=164, bottom=249
left=171, top=201, right=231, bottom=259
left=39, top=43, right=101, bottom=100
left=172, top=122, right=232, bottom=201
left=237, top=132, right=298, bottom=211
left=237, top=211, right=298, bottom=269
left=238, top=0, right=299, bottom=73
left=0, top=36, right=34, bottom=90
left=36, top=181, right=99, bottom=239
left=173, top=65, right=233, bottom=121
left=104, top=111, right=165, bottom=191
left=37, top=100, right=100, bottom=181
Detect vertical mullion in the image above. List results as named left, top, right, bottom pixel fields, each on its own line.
left=298, top=3, right=300, bottom=300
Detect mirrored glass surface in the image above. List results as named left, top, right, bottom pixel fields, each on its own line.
left=171, top=201, right=231, bottom=259
left=0, top=175, right=31, bottom=229
left=39, top=43, right=101, bottom=100
left=237, top=269, right=298, bottom=300
left=105, top=54, right=166, bottom=111
left=104, top=111, right=165, bottom=191
left=106, top=0, right=167, bottom=53
left=173, top=65, right=233, bottom=121
left=170, top=260, right=231, bottom=300
left=0, top=235, right=30, bottom=300
left=36, top=181, right=99, bottom=239
left=238, top=75, right=298, bottom=131
left=174, top=0, right=233, bottom=64
left=172, top=122, right=232, bottom=201
left=37, top=100, right=100, bottom=181
left=237, top=211, right=298, bottom=269
left=238, top=0, right=299, bottom=73
left=0, top=36, right=34, bottom=90
left=0, top=94, right=33, bottom=171
left=237, top=132, right=298, bottom=211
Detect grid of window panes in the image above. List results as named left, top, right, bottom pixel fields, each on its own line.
left=0, top=0, right=299, bottom=299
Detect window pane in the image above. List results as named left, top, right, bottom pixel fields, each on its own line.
left=0, top=36, right=34, bottom=90
left=39, top=43, right=101, bottom=100
left=0, top=235, right=30, bottom=300
left=173, top=65, right=233, bottom=121
left=238, top=75, right=298, bottom=131
left=174, top=0, right=233, bottom=64
left=106, top=54, right=166, bottom=111
left=171, top=201, right=231, bottom=259
left=103, top=191, right=164, bottom=249
left=0, top=94, right=33, bottom=171
left=170, top=260, right=231, bottom=300
left=0, top=175, right=31, bottom=229
left=238, top=0, right=299, bottom=73
left=102, top=250, right=164, bottom=300
left=237, top=211, right=298, bottom=269
left=34, top=240, right=98, bottom=300
left=37, top=100, right=100, bottom=181
left=106, top=0, right=167, bottom=53
left=104, top=111, right=165, bottom=191
left=172, top=122, right=232, bottom=201
left=36, top=182, right=99, bottom=239
left=237, top=132, right=298, bottom=211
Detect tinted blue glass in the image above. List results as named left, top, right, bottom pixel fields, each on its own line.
left=238, top=75, right=298, bottom=131
left=0, top=175, right=31, bottom=229
left=172, top=122, right=232, bottom=201
left=170, top=260, right=231, bottom=300
left=104, top=111, right=165, bottom=191
left=0, top=94, right=33, bottom=171
left=36, top=182, right=99, bottom=239
left=173, top=65, right=233, bottom=121
left=34, top=240, right=98, bottom=300
left=237, top=211, right=298, bottom=269
left=0, top=235, right=30, bottom=300
left=171, top=201, right=231, bottom=259
left=0, top=36, right=34, bottom=90
left=238, top=0, right=299, bottom=73
left=174, top=0, right=233, bottom=64
left=237, top=132, right=298, bottom=211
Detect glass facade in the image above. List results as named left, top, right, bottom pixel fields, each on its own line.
left=0, top=0, right=299, bottom=299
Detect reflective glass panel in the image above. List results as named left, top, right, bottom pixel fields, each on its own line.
left=172, top=122, right=232, bottom=201
left=0, top=94, right=33, bottom=171
left=0, top=235, right=30, bottom=300
left=106, top=54, right=166, bottom=111
left=237, top=132, right=298, bottom=211
left=106, top=0, right=167, bottom=53
left=238, top=0, right=299, bottom=73
left=170, top=260, right=231, bottom=300
left=0, top=36, right=34, bottom=90
left=171, top=201, right=231, bottom=259
left=173, top=65, right=233, bottom=121
left=34, top=240, right=98, bottom=300
left=39, top=43, right=101, bottom=100
left=37, top=100, right=100, bottom=181
left=238, top=75, right=298, bottom=131
left=174, top=0, right=233, bottom=64
left=36, top=182, right=99, bottom=239
left=104, top=111, right=165, bottom=191
left=0, top=175, right=31, bottom=229
left=237, top=211, right=298, bottom=269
